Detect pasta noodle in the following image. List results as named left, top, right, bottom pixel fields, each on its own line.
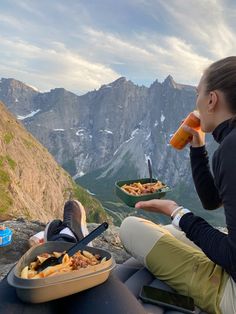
left=121, top=181, right=166, bottom=196
left=20, top=250, right=106, bottom=279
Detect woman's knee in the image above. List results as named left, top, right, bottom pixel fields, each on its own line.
left=119, top=216, right=140, bottom=246
left=120, top=217, right=168, bottom=265
left=120, top=216, right=140, bottom=231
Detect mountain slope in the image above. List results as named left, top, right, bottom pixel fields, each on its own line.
left=0, top=101, right=107, bottom=223
left=77, top=137, right=225, bottom=227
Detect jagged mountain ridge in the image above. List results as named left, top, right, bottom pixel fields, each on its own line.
left=0, top=76, right=225, bottom=226
left=0, top=101, right=107, bottom=223
left=0, top=76, right=197, bottom=182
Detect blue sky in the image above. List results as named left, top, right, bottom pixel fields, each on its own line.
left=0, top=0, right=235, bottom=94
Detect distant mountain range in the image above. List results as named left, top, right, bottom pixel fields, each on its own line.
left=0, top=77, right=225, bottom=226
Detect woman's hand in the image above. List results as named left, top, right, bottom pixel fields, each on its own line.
left=182, top=125, right=205, bottom=147
left=135, top=199, right=180, bottom=217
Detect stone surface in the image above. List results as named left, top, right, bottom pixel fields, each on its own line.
left=0, top=219, right=130, bottom=281
left=88, top=223, right=130, bottom=263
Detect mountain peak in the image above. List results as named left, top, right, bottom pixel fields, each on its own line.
left=112, top=76, right=127, bottom=84
left=149, top=79, right=160, bottom=89
left=110, top=76, right=134, bottom=88
left=163, top=75, right=176, bottom=87
left=162, top=75, right=196, bottom=91
left=0, top=78, right=39, bottom=93
left=99, top=77, right=132, bottom=91
left=50, top=87, right=67, bottom=94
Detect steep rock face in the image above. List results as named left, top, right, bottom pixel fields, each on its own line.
left=0, top=76, right=197, bottom=182
left=0, top=76, right=224, bottom=226
left=0, top=102, right=107, bottom=223
left=0, top=78, right=39, bottom=115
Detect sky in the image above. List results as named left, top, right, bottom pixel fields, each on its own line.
left=0, top=0, right=236, bottom=94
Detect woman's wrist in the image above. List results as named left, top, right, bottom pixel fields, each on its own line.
left=168, top=203, right=181, bottom=216
left=172, top=208, right=191, bottom=230
left=170, top=206, right=184, bottom=219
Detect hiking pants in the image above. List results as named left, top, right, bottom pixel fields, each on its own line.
left=120, top=216, right=236, bottom=314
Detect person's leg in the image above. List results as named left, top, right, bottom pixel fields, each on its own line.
left=56, top=273, right=146, bottom=314
left=0, top=272, right=146, bottom=314
left=219, top=276, right=236, bottom=314
left=120, top=216, right=229, bottom=314
left=44, top=200, right=89, bottom=243
left=0, top=274, right=59, bottom=314
left=162, top=224, right=202, bottom=251
left=44, top=219, right=77, bottom=242
left=63, top=200, right=89, bottom=240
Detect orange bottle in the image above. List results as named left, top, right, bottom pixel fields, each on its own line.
left=169, top=111, right=200, bottom=150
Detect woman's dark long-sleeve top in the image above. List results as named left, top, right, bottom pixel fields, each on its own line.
left=179, top=119, right=236, bottom=281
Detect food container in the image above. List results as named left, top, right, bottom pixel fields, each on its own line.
left=0, top=225, right=13, bottom=247
left=7, top=241, right=115, bottom=303
left=115, top=178, right=171, bottom=207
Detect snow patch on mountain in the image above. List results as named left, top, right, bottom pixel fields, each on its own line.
left=17, top=109, right=41, bottom=120
left=161, top=113, right=165, bottom=123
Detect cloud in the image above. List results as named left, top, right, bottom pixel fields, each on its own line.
left=0, top=0, right=236, bottom=92
left=143, top=0, right=236, bottom=59
left=83, top=28, right=153, bottom=60
left=0, top=13, right=24, bottom=30
left=0, top=36, right=119, bottom=93
left=77, top=0, right=236, bottom=85
left=81, top=27, right=211, bottom=85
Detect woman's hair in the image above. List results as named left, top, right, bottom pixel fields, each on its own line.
left=204, top=56, right=236, bottom=114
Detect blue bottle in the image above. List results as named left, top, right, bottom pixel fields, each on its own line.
left=0, top=226, right=13, bottom=247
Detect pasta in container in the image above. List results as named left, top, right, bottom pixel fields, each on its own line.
left=20, top=250, right=107, bottom=279
left=115, top=178, right=171, bottom=207
left=7, top=241, right=115, bottom=303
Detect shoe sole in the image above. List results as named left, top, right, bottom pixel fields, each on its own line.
left=70, top=200, right=89, bottom=240
left=73, top=200, right=87, bottom=226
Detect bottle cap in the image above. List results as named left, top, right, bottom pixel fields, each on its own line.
left=193, top=110, right=200, bottom=118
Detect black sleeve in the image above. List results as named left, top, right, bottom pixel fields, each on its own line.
left=190, top=146, right=222, bottom=209
left=180, top=137, right=236, bottom=280
left=216, top=138, right=236, bottom=246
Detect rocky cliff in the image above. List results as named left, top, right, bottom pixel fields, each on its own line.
left=0, top=77, right=224, bottom=226
left=0, top=101, right=107, bottom=223
left=0, top=76, right=198, bottom=181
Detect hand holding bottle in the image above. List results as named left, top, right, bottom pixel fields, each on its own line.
left=182, top=125, right=205, bottom=147
left=169, top=111, right=202, bottom=149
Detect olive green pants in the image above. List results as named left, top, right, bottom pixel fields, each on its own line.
left=120, top=217, right=235, bottom=314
